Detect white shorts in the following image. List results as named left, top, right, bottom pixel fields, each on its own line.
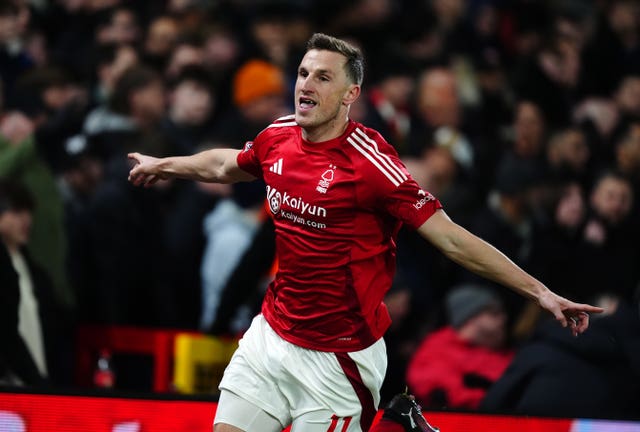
left=215, top=314, right=387, bottom=432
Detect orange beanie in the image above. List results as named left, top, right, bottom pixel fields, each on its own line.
left=233, top=60, right=285, bottom=107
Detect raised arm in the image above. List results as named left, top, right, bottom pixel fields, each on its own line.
left=128, top=148, right=255, bottom=187
left=418, top=209, right=604, bottom=335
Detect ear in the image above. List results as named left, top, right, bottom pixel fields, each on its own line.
left=342, top=84, right=361, bottom=106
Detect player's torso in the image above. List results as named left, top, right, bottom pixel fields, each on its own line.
left=259, top=124, right=395, bottom=268
left=253, top=121, right=399, bottom=351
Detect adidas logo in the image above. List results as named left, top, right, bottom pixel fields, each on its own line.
left=269, top=158, right=283, bottom=175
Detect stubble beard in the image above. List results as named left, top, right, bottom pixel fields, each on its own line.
left=298, top=103, right=346, bottom=141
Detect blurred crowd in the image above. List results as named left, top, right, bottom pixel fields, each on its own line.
left=1, top=0, right=640, bottom=419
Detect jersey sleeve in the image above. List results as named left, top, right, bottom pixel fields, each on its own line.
left=381, top=174, right=442, bottom=230
left=353, top=126, right=442, bottom=229
left=236, top=139, right=263, bottom=179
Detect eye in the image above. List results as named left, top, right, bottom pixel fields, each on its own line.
left=299, top=69, right=308, bottom=78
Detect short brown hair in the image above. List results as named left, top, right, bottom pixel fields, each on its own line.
left=306, top=33, right=364, bottom=86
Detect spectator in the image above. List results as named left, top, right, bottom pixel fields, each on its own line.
left=573, top=75, right=640, bottom=167
left=206, top=215, right=276, bottom=337
left=81, top=65, right=175, bottom=326
left=244, top=3, right=296, bottom=69
left=12, top=66, right=87, bottom=128
left=545, top=127, right=592, bottom=187
left=164, top=32, right=205, bottom=80
left=0, top=76, right=73, bottom=309
left=529, top=180, right=588, bottom=302
left=492, top=100, right=549, bottom=216
left=471, top=152, right=543, bottom=274
left=581, top=0, right=640, bottom=97
left=577, top=171, right=639, bottom=303
left=461, top=154, right=546, bottom=331
left=509, top=100, right=547, bottom=161
left=481, top=297, right=640, bottom=418
left=614, top=75, right=640, bottom=134
left=410, top=67, right=475, bottom=172
left=406, top=284, right=514, bottom=410
left=22, top=27, right=48, bottom=68
left=199, top=182, right=266, bottom=332
left=421, top=146, right=478, bottom=225
left=94, top=6, right=141, bottom=47
left=200, top=23, right=243, bottom=113
left=0, top=179, right=71, bottom=387
left=209, top=58, right=289, bottom=147
left=84, top=64, right=168, bottom=163
left=162, top=65, right=216, bottom=156
left=142, top=15, right=180, bottom=72
left=91, top=43, right=139, bottom=105
left=511, top=10, right=588, bottom=128
left=362, top=46, right=416, bottom=153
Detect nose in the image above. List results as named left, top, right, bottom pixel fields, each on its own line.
left=298, top=76, right=312, bottom=94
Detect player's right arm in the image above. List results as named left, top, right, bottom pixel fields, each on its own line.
left=127, top=149, right=256, bottom=187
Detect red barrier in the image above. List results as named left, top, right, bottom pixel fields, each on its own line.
left=75, top=326, right=200, bottom=392
left=1, top=392, right=639, bottom=432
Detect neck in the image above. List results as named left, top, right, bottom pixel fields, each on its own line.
left=302, top=110, right=350, bottom=143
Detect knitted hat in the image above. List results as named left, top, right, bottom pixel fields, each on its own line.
left=233, top=60, right=285, bottom=107
left=446, top=285, right=503, bottom=328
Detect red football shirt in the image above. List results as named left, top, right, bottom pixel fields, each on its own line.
left=236, top=115, right=442, bottom=352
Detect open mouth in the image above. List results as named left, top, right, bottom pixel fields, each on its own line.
left=299, top=97, right=317, bottom=110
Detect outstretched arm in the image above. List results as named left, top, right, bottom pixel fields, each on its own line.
left=128, top=149, right=255, bottom=187
left=418, top=209, right=604, bottom=336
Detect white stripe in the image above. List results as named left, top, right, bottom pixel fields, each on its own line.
left=276, top=114, right=295, bottom=121
left=354, top=128, right=407, bottom=182
left=352, top=132, right=405, bottom=184
left=267, top=121, right=298, bottom=128
left=348, top=137, right=400, bottom=186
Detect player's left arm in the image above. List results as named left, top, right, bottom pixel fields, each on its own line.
left=417, top=209, right=604, bottom=335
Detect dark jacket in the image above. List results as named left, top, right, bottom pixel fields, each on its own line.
left=480, top=304, right=640, bottom=418
left=0, top=242, right=70, bottom=386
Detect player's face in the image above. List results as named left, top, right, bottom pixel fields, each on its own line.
left=294, top=49, right=360, bottom=142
